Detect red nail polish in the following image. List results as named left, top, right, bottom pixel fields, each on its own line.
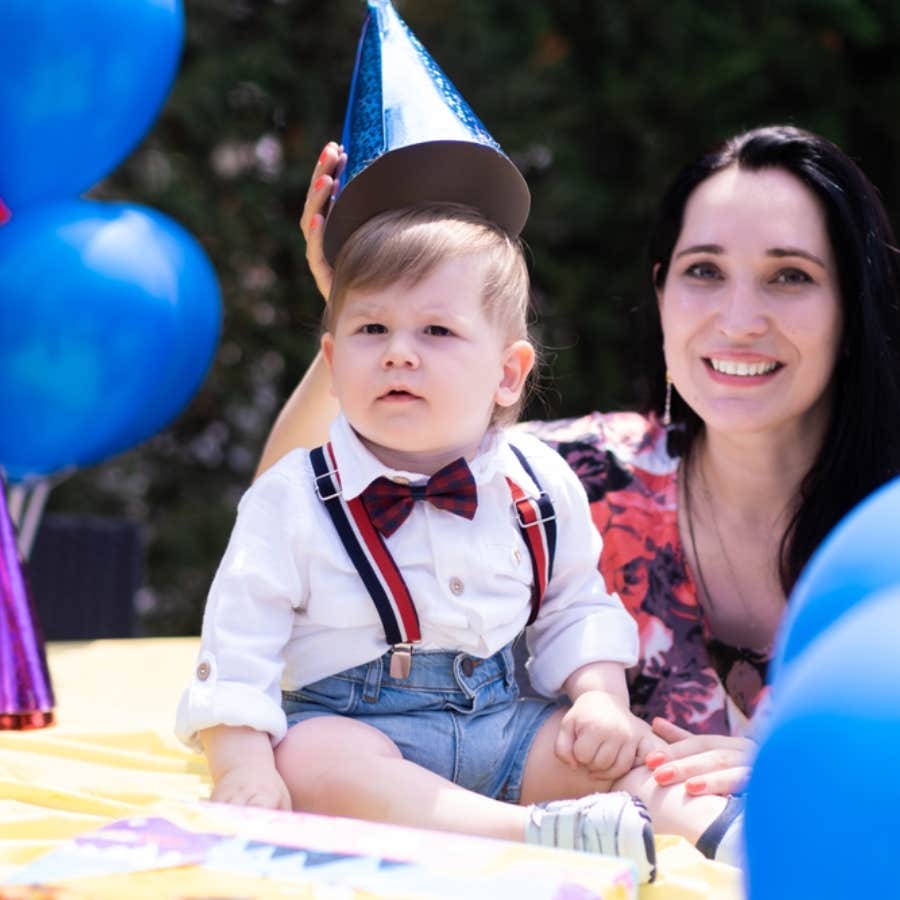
left=318, top=146, right=331, bottom=164
left=686, top=778, right=706, bottom=794
left=645, top=752, right=667, bottom=769
left=314, top=175, right=328, bottom=192
left=654, top=766, right=675, bottom=785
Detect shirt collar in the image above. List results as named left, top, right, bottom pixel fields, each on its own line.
left=326, top=413, right=538, bottom=499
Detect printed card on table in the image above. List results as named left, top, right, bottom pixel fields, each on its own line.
left=3, top=802, right=637, bottom=899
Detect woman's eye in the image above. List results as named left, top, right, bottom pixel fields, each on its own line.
left=773, top=268, right=813, bottom=285
left=684, top=261, right=723, bottom=280
left=360, top=323, right=387, bottom=334
left=424, top=325, right=452, bottom=337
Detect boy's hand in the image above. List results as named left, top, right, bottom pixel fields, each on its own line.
left=210, top=763, right=292, bottom=811
left=200, top=724, right=291, bottom=811
left=555, top=690, right=648, bottom=782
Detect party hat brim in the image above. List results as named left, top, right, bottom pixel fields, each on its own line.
left=323, top=140, right=530, bottom=265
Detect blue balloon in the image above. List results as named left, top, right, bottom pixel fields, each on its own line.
left=745, top=586, right=900, bottom=899
left=771, top=475, right=900, bottom=684
left=0, top=0, right=184, bottom=211
left=0, top=200, right=221, bottom=482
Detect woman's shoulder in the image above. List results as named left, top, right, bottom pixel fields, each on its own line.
left=513, top=411, right=678, bottom=503
left=515, top=411, right=678, bottom=496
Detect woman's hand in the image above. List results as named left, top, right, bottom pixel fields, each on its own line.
left=299, top=140, right=346, bottom=300
left=644, top=717, right=756, bottom=797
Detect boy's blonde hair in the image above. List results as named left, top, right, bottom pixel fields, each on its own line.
left=326, top=203, right=533, bottom=426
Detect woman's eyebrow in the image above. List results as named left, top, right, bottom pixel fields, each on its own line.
left=766, top=247, right=827, bottom=268
left=674, top=243, right=723, bottom=259
left=672, top=243, right=827, bottom=269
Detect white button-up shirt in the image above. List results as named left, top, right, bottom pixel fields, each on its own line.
left=176, top=415, right=638, bottom=749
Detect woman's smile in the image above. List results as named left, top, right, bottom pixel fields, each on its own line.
left=702, top=354, right=783, bottom=384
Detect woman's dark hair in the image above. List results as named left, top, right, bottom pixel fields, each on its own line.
left=645, top=124, right=900, bottom=594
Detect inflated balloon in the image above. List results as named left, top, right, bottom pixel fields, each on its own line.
left=745, top=585, right=900, bottom=899
left=770, top=475, right=900, bottom=684
left=0, top=200, right=221, bottom=482
left=0, top=0, right=184, bottom=211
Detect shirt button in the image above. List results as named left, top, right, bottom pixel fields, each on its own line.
left=196, top=661, right=211, bottom=681
left=391, top=476, right=410, bottom=485
left=449, top=576, right=464, bottom=595
left=512, top=549, right=522, bottom=565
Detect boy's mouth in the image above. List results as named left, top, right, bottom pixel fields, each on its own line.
left=378, top=387, right=421, bottom=401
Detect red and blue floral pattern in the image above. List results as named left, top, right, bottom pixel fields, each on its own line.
left=523, top=411, right=768, bottom=736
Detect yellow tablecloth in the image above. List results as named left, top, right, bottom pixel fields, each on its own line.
left=0, top=638, right=744, bottom=898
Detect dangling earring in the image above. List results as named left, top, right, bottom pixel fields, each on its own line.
left=662, top=371, right=673, bottom=427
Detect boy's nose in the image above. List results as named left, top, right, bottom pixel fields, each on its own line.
left=382, top=334, right=419, bottom=368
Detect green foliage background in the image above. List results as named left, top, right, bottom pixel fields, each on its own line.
left=46, top=0, right=900, bottom=635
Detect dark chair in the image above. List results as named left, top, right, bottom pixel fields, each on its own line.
left=27, top=514, right=143, bottom=640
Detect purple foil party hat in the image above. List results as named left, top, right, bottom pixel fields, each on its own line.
left=0, top=480, right=54, bottom=729
left=323, top=0, right=530, bottom=264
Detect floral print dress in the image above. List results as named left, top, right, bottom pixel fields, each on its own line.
left=522, top=411, right=769, bottom=737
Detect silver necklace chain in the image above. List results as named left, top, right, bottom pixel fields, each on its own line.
left=684, top=458, right=772, bottom=653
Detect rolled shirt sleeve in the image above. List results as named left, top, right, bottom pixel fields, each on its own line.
left=175, top=466, right=306, bottom=750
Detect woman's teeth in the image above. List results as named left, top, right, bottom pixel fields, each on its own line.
left=709, top=358, right=779, bottom=376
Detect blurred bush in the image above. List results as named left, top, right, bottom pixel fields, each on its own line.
left=44, top=0, right=900, bottom=635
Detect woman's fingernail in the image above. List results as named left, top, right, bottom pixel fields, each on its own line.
left=319, top=145, right=333, bottom=164
left=314, top=175, right=328, bottom=192
left=645, top=752, right=667, bottom=769
left=654, top=766, right=675, bottom=785
left=686, top=778, right=706, bottom=794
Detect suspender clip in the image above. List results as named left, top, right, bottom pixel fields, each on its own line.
left=513, top=492, right=556, bottom=527
left=389, top=642, right=414, bottom=679
left=313, top=469, right=342, bottom=502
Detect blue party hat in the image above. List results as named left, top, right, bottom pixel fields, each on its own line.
left=323, top=0, right=530, bottom=264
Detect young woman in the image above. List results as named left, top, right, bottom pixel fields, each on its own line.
left=257, top=123, right=900, bottom=814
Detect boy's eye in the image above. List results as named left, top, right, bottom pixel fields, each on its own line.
left=360, top=323, right=387, bottom=334
left=684, top=261, right=723, bottom=280
left=424, top=325, right=452, bottom=337
left=773, top=267, right=813, bottom=286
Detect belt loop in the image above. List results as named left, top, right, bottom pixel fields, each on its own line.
left=500, top=641, right=516, bottom=687
left=362, top=655, right=383, bottom=703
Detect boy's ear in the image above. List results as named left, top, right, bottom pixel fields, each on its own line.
left=320, top=332, right=335, bottom=371
left=320, top=333, right=338, bottom=397
left=495, top=339, right=535, bottom=408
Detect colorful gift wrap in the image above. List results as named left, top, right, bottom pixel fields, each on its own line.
left=4, top=802, right=639, bottom=899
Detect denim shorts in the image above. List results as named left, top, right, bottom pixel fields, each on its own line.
left=282, top=642, right=559, bottom=803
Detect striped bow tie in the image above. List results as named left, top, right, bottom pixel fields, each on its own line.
left=360, top=457, right=477, bottom=537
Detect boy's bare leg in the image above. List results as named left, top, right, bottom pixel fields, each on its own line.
left=520, top=708, right=727, bottom=844
left=274, top=715, right=527, bottom=840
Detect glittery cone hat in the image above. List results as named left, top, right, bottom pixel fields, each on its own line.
left=322, top=0, right=531, bottom=264
left=0, top=480, right=54, bottom=729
